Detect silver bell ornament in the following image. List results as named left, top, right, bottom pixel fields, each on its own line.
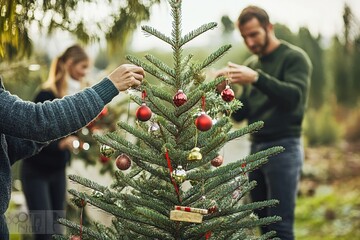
left=171, top=165, right=187, bottom=184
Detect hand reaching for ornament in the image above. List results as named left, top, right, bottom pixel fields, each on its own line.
left=226, top=62, right=259, bottom=85
left=215, top=62, right=259, bottom=91
left=107, top=64, right=145, bottom=91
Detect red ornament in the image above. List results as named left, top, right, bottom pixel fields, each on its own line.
left=70, top=236, right=81, bottom=240
left=99, top=106, right=108, bottom=118
left=136, top=103, right=152, bottom=121
left=208, top=205, right=218, bottom=214
left=221, top=85, right=235, bottom=102
left=211, top=155, right=224, bottom=167
left=173, top=89, right=187, bottom=107
left=195, top=112, right=213, bottom=131
left=115, top=154, right=132, bottom=170
left=208, top=200, right=218, bottom=214
left=100, top=155, right=110, bottom=164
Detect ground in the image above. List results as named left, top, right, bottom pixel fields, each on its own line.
left=296, top=142, right=360, bottom=239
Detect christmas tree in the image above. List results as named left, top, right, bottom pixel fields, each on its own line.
left=55, top=0, right=284, bottom=239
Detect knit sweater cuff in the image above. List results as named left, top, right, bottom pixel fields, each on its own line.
left=92, top=77, right=119, bottom=104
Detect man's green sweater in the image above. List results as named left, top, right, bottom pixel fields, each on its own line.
left=232, top=41, right=312, bottom=142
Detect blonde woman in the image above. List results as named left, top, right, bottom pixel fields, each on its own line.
left=20, top=45, right=90, bottom=240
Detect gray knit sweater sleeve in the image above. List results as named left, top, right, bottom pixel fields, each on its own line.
left=0, top=77, right=118, bottom=142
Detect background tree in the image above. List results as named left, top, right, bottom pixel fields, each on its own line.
left=0, top=0, right=161, bottom=61
left=297, top=28, right=325, bottom=109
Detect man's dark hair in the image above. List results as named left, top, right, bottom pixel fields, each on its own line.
left=237, top=5, right=270, bottom=28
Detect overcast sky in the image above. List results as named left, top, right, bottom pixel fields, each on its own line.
left=130, top=0, right=360, bottom=50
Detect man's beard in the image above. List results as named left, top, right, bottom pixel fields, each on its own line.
left=259, top=31, right=270, bottom=55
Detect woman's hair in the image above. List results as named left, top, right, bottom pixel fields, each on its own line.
left=237, top=5, right=270, bottom=29
left=43, top=44, right=88, bottom=97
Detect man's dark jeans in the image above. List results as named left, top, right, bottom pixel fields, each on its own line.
left=249, top=137, right=303, bottom=240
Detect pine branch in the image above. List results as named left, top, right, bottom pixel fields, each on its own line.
left=158, top=120, right=177, bottom=146
left=258, top=231, right=280, bottom=240
left=141, top=25, right=173, bottom=45
left=187, top=146, right=283, bottom=181
left=200, top=44, right=232, bottom=69
left=158, top=116, right=178, bottom=136
left=182, top=157, right=269, bottom=206
left=182, top=218, right=224, bottom=239
left=145, top=54, right=175, bottom=78
left=107, top=191, right=169, bottom=216
left=180, top=22, right=217, bottom=47
left=113, top=170, right=177, bottom=205
left=110, top=167, right=143, bottom=191
left=96, top=133, right=166, bottom=167
left=68, top=174, right=107, bottom=193
left=180, top=53, right=193, bottom=71
left=206, top=200, right=279, bottom=221
left=112, top=220, right=137, bottom=240
left=146, top=88, right=182, bottom=127
left=170, top=0, right=183, bottom=90
left=135, top=160, right=170, bottom=182
left=120, top=219, right=174, bottom=240
left=187, top=75, right=226, bottom=97
left=150, top=85, right=175, bottom=103
left=117, top=121, right=164, bottom=152
left=126, top=55, right=175, bottom=86
left=57, top=218, right=105, bottom=240
left=52, top=236, right=67, bottom=240
left=227, top=121, right=264, bottom=141
left=136, top=207, right=175, bottom=231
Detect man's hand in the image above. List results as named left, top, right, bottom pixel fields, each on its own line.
left=108, top=64, right=145, bottom=91
left=227, top=62, right=258, bottom=85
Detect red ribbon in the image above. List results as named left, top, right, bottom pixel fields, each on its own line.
left=165, top=149, right=181, bottom=202
left=201, top=95, right=205, bottom=111
left=142, top=90, right=147, bottom=100
left=205, top=231, right=212, bottom=239
left=80, top=204, right=84, bottom=239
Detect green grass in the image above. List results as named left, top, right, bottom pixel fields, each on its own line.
left=295, top=185, right=360, bottom=240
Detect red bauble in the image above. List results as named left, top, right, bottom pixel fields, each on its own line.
left=136, top=103, right=152, bottom=121
left=221, top=85, right=235, bottom=102
left=211, top=155, right=224, bottom=167
left=173, top=90, right=187, bottom=107
left=99, top=106, right=108, bottom=118
left=208, top=205, right=218, bottom=214
left=195, top=112, right=213, bottom=131
left=100, top=155, right=110, bottom=163
left=208, top=200, right=218, bottom=214
left=115, top=154, right=132, bottom=170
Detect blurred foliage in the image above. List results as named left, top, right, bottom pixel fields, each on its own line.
left=303, top=105, right=342, bottom=146
left=344, top=108, right=360, bottom=142
left=0, top=0, right=161, bottom=61
left=295, top=187, right=360, bottom=240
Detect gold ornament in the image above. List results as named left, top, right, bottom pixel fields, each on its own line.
left=187, top=147, right=202, bottom=161
left=100, top=144, right=115, bottom=157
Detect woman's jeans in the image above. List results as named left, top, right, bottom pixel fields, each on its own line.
left=249, top=137, right=303, bottom=240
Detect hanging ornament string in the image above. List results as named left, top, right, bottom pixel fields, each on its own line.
left=201, top=95, right=206, bottom=111
left=142, top=90, right=147, bottom=102
left=165, top=149, right=182, bottom=202
left=79, top=200, right=84, bottom=239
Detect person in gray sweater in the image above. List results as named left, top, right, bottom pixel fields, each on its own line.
left=0, top=63, right=144, bottom=239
